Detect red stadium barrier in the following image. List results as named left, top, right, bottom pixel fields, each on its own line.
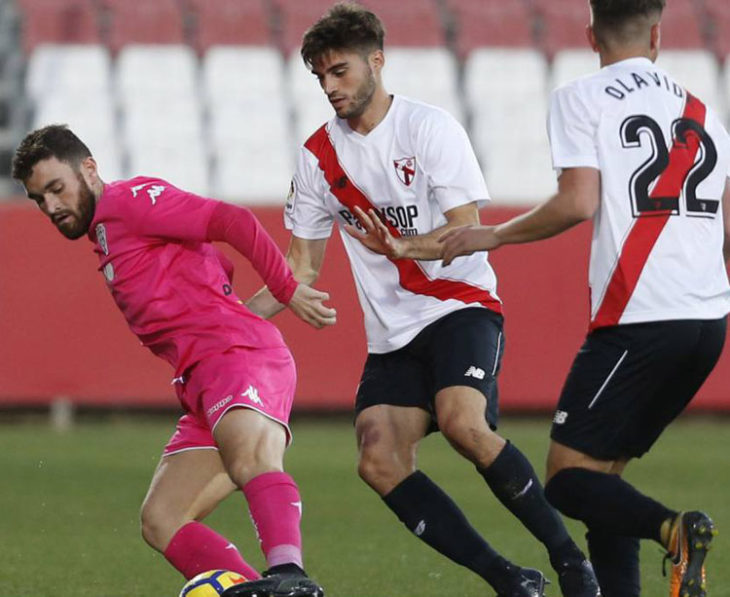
left=1, top=201, right=729, bottom=412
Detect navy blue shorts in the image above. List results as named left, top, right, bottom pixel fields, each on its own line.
left=355, top=308, right=504, bottom=431
left=551, top=317, right=727, bottom=460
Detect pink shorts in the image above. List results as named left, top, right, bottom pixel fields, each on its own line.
left=163, top=346, right=296, bottom=456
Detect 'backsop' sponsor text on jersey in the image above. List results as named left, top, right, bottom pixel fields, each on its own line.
left=285, top=95, right=501, bottom=353
left=549, top=57, right=730, bottom=329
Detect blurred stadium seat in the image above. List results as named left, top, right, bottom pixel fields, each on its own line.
left=189, top=0, right=272, bottom=51
left=446, top=0, right=534, bottom=57
left=358, top=0, right=445, bottom=46
left=5, top=0, right=730, bottom=204
left=204, top=46, right=293, bottom=201
left=550, top=48, right=596, bottom=90
left=532, top=0, right=590, bottom=57
left=103, top=0, right=184, bottom=53
left=382, top=47, right=464, bottom=123
left=658, top=0, right=705, bottom=49
left=117, top=45, right=207, bottom=193
left=466, top=48, right=556, bottom=203
left=702, top=1, right=730, bottom=58
left=287, top=49, right=333, bottom=145
left=272, top=0, right=336, bottom=56
left=656, top=49, right=724, bottom=116
left=26, top=44, right=111, bottom=100
left=17, top=0, right=99, bottom=53
left=26, top=44, right=122, bottom=180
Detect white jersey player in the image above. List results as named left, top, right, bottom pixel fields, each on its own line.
left=250, top=4, right=600, bottom=597
left=440, top=1, right=730, bottom=596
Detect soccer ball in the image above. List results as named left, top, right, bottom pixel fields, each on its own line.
left=179, top=570, right=249, bottom=597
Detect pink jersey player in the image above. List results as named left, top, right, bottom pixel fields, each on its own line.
left=13, top=125, right=335, bottom=597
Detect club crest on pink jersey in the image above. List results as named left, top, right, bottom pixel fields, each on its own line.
left=393, top=157, right=416, bottom=186
left=95, top=223, right=108, bottom=255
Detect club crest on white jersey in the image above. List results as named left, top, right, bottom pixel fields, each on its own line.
left=393, top=157, right=417, bottom=186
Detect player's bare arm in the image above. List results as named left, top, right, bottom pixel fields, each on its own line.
left=440, top=167, right=600, bottom=266
left=344, top=202, right=478, bottom=260
left=722, top=178, right=730, bottom=263
left=246, top=237, right=335, bottom=329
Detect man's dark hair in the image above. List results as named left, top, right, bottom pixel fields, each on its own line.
left=590, top=0, right=665, bottom=45
left=301, top=2, right=385, bottom=69
left=11, top=124, right=91, bottom=181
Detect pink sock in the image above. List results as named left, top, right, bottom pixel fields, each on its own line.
left=163, top=521, right=260, bottom=581
left=243, top=472, right=303, bottom=569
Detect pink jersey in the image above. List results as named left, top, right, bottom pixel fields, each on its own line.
left=88, top=177, right=297, bottom=375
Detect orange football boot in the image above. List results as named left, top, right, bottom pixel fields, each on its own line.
left=665, top=511, right=717, bottom=597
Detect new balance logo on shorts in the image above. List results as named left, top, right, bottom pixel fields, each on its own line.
left=553, top=410, right=569, bottom=425
left=241, top=385, right=263, bottom=405
left=464, top=365, right=486, bottom=380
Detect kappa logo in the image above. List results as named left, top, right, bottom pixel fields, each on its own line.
left=130, top=182, right=166, bottom=204
left=464, top=366, right=486, bottom=380
left=393, top=157, right=416, bottom=186
left=242, top=385, right=263, bottom=405
left=553, top=410, right=569, bottom=425
left=207, top=394, right=234, bottom=417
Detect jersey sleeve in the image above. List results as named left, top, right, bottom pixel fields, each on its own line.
left=418, top=109, right=489, bottom=214
left=548, top=85, right=600, bottom=171
left=123, top=179, right=218, bottom=241
left=283, top=148, right=334, bottom=239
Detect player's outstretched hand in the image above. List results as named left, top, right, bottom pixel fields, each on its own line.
left=439, top=224, right=500, bottom=266
left=344, top=205, right=405, bottom=259
left=287, top=283, right=337, bottom=329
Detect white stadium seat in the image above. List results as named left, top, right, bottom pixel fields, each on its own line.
left=466, top=48, right=556, bottom=204
left=287, top=50, right=334, bottom=146
left=381, top=47, right=465, bottom=124
left=127, top=142, right=209, bottom=197
left=26, top=44, right=112, bottom=100
left=203, top=46, right=294, bottom=201
left=657, top=50, right=725, bottom=121
left=26, top=44, right=122, bottom=180
left=116, top=45, right=208, bottom=193
left=550, top=48, right=597, bottom=91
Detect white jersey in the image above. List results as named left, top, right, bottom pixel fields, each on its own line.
left=285, top=95, right=500, bottom=353
left=549, top=57, right=730, bottom=329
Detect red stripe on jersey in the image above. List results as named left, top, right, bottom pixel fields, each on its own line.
left=590, top=92, right=707, bottom=330
left=304, top=125, right=502, bottom=313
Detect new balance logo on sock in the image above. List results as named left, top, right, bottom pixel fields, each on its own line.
left=414, top=520, right=426, bottom=536
left=464, top=366, right=486, bottom=380
left=241, top=385, right=263, bottom=405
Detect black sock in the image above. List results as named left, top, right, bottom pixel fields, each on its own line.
left=586, top=530, right=640, bottom=597
left=383, top=471, right=517, bottom=591
left=544, top=467, right=677, bottom=543
left=479, top=441, right=582, bottom=567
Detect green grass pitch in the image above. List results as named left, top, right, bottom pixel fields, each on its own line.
left=0, top=416, right=728, bottom=596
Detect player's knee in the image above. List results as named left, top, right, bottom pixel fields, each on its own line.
left=140, top=500, right=176, bottom=551
left=544, top=467, right=588, bottom=519
left=437, top=409, right=491, bottom=459
left=357, top=449, right=412, bottom=495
